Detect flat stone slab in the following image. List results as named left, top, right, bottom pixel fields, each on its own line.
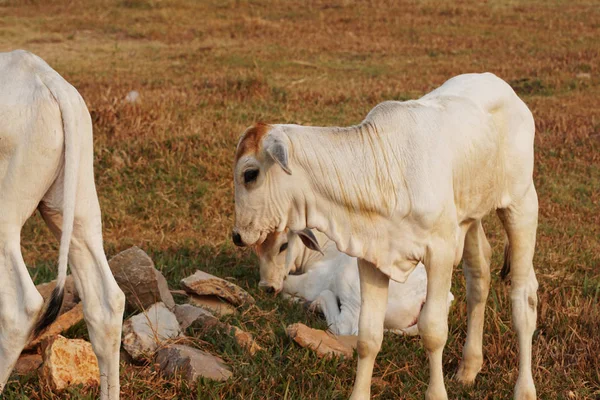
left=286, top=323, right=355, bottom=358
left=188, top=294, right=237, bottom=316
left=174, top=304, right=219, bottom=331
left=122, top=302, right=182, bottom=361
left=155, top=344, right=232, bottom=382
left=109, top=246, right=175, bottom=313
left=40, top=335, right=100, bottom=391
left=26, top=303, right=84, bottom=350
left=180, top=270, right=254, bottom=307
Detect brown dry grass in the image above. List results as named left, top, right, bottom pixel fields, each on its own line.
left=1, top=0, right=599, bottom=398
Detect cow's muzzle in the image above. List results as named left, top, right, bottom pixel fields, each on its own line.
left=258, top=280, right=282, bottom=294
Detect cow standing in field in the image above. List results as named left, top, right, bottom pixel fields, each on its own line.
left=0, top=50, right=124, bottom=400
left=255, top=229, right=454, bottom=336
left=232, top=73, right=538, bottom=399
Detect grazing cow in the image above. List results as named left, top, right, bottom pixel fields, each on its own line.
left=232, top=73, right=538, bottom=399
left=0, top=50, right=124, bottom=399
left=255, top=229, right=454, bottom=335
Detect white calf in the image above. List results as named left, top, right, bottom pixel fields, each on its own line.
left=0, top=50, right=124, bottom=399
left=233, top=73, right=538, bottom=399
left=256, top=229, right=454, bottom=335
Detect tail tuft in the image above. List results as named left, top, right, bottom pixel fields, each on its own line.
left=33, top=286, right=64, bottom=337
left=500, top=242, right=511, bottom=280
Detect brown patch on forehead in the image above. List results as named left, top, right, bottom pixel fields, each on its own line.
left=235, top=122, right=271, bottom=163
left=255, top=230, right=281, bottom=257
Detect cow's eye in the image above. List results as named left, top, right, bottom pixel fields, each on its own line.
left=279, top=243, right=288, bottom=253
left=244, top=169, right=259, bottom=184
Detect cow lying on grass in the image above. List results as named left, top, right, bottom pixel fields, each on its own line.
left=255, top=229, right=454, bottom=336
left=233, top=73, right=538, bottom=399
left=0, top=50, right=124, bottom=399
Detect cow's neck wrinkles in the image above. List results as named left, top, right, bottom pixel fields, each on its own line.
left=285, top=123, right=401, bottom=214
left=281, top=122, right=410, bottom=265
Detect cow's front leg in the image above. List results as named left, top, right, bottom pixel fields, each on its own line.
left=419, top=243, right=454, bottom=400
left=349, top=259, right=389, bottom=400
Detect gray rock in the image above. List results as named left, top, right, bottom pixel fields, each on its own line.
left=155, top=344, right=232, bottom=382
left=109, top=246, right=175, bottom=312
left=122, top=302, right=182, bottom=361
left=173, top=304, right=219, bottom=331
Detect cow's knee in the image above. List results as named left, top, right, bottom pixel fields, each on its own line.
left=0, top=289, right=43, bottom=335
left=0, top=288, right=43, bottom=387
left=84, top=286, right=124, bottom=329
left=357, top=330, right=383, bottom=360
left=418, top=306, right=448, bottom=353
left=24, top=290, right=45, bottom=322
left=105, top=285, right=126, bottom=319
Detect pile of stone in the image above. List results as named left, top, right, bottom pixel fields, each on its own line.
left=13, top=246, right=260, bottom=392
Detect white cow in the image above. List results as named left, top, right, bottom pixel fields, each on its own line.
left=255, top=229, right=454, bottom=336
left=0, top=50, right=124, bottom=399
left=232, top=73, right=538, bottom=400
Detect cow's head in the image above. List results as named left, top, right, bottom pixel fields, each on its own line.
left=232, top=123, right=311, bottom=248
left=254, top=230, right=295, bottom=293
left=254, top=229, right=323, bottom=293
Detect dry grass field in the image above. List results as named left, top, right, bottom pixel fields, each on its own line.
left=1, top=0, right=599, bottom=398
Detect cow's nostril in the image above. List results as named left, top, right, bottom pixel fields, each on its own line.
left=232, top=231, right=244, bottom=247
left=259, top=283, right=276, bottom=293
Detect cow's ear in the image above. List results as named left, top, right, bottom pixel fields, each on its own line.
left=296, top=229, right=323, bottom=255
left=264, top=134, right=292, bottom=175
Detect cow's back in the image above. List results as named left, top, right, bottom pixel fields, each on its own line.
left=419, top=73, right=535, bottom=221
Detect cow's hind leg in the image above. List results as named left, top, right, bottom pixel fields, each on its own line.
left=456, top=220, right=491, bottom=384
left=0, top=232, right=44, bottom=392
left=40, top=190, right=125, bottom=400
left=0, top=157, right=56, bottom=392
left=497, top=185, right=538, bottom=400
left=349, top=259, right=389, bottom=400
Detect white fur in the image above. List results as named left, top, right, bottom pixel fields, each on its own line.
left=256, top=229, right=454, bottom=335
left=0, top=50, right=124, bottom=399
left=234, top=73, right=539, bottom=399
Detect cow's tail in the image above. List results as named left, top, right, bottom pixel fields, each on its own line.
left=33, top=69, right=82, bottom=337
